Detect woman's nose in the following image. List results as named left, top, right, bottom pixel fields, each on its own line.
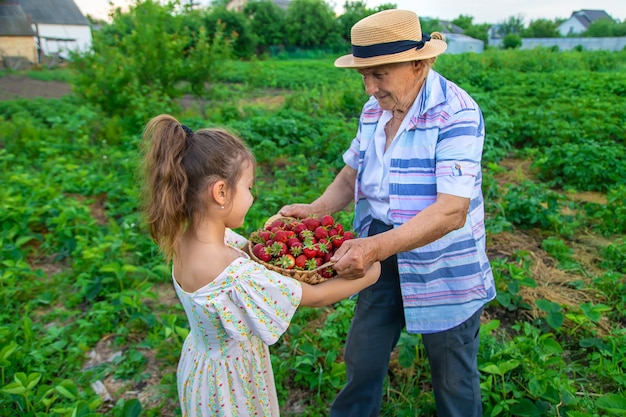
left=363, top=78, right=378, bottom=96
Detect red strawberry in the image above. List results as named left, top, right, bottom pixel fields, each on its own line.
left=270, top=241, right=288, bottom=257
left=303, top=217, right=321, bottom=231
left=343, top=231, right=355, bottom=240
left=259, top=230, right=273, bottom=242
left=286, top=237, right=301, bottom=248
left=274, top=230, right=290, bottom=243
left=317, top=242, right=330, bottom=256
left=302, top=242, right=318, bottom=259
left=293, top=222, right=307, bottom=235
left=252, top=244, right=272, bottom=262
left=277, top=254, right=296, bottom=269
left=328, top=227, right=338, bottom=237
left=295, top=254, right=308, bottom=269
left=321, top=267, right=336, bottom=279
left=320, top=215, right=334, bottom=227
left=314, top=226, right=328, bottom=240
left=268, top=219, right=285, bottom=229
left=335, top=223, right=344, bottom=235
left=305, top=258, right=320, bottom=270
left=289, top=241, right=303, bottom=256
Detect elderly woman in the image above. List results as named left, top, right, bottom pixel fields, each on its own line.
left=280, top=8, right=495, bottom=417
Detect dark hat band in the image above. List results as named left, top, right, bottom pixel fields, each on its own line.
left=351, top=34, right=431, bottom=58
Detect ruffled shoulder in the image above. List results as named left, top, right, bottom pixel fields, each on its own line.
left=203, top=258, right=302, bottom=345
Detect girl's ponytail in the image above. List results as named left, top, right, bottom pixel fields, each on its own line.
left=141, top=115, right=189, bottom=260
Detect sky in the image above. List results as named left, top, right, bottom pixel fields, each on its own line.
left=74, top=0, right=626, bottom=24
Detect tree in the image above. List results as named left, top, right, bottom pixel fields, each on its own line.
left=502, top=33, right=522, bottom=49
left=498, top=15, right=525, bottom=36
left=583, top=18, right=626, bottom=37
left=523, top=18, right=559, bottom=38
left=202, top=6, right=256, bottom=58
left=452, top=14, right=473, bottom=31
left=337, top=1, right=370, bottom=43
left=464, top=23, right=490, bottom=45
left=70, top=1, right=232, bottom=127
left=243, top=0, right=286, bottom=54
left=285, top=0, right=342, bottom=49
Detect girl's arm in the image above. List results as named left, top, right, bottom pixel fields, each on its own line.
left=299, top=262, right=381, bottom=307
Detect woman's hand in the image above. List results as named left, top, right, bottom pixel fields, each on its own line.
left=279, top=204, right=317, bottom=219
left=331, top=237, right=381, bottom=280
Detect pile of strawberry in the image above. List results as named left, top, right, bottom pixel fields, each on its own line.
left=249, top=215, right=354, bottom=279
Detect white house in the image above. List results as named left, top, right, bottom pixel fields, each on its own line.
left=444, top=33, right=484, bottom=54
left=557, top=9, right=613, bottom=36
left=17, top=0, right=92, bottom=59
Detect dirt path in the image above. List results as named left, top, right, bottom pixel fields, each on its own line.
left=0, top=74, right=72, bottom=101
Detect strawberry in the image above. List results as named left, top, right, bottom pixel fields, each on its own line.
left=331, top=235, right=345, bottom=248
left=314, top=226, right=328, bottom=240
left=343, top=231, right=355, bottom=240
left=252, top=243, right=272, bottom=262
left=274, top=230, right=290, bottom=243
left=305, top=258, right=320, bottom=270
left=303, top=217, right=321, bottom=231
left=335, top=223, right=344, bottom=235
left=317, top=241, right=330, bottom=256
left=295, top=254, right=308, bottom=269
left=289, top=241, right=303, bottom=256
left=302, top=242, right=318, bottom=259
left=270, top=241, right=288, bottom=257
left=328, top=227, right=338, bottom=237
left=321, top=266, right=336, bottom=279
left=277, top=254, right=296, bottom=269
left=299, top=229, right=314, bottom=241
left=259, top=230, right=273, bottom=242
left=320, top=215, right=334, bottom=227
left=293, top=222, right=308, bottom=235
left=268, top=219, right=285, bottom=229
left=285, top=237, right=301, bottom=248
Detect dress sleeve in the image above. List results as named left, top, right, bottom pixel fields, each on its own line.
left=224, top=228, right=248, bottom=250
left=215, top=258, right=302, bottom=345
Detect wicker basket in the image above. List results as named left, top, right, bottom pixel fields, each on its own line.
left=247, top=215, right=334, bottom=285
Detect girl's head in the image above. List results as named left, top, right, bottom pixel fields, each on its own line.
left=141, top=114, right=256, bottom=259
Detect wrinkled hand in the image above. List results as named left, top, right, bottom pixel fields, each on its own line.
left=331, top=237, right=379, bottom=280
left=279, top=204, right=316, bottom=219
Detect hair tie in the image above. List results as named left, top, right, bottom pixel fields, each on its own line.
left=180, top=124, right=193, bottom=136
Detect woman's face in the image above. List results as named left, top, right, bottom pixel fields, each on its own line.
left=357, top=61, right=424, bottom=113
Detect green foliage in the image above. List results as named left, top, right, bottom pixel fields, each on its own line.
left=533, top=141, right=626, bottom=192
left=243, top=0, right=287, bottom=54
left=523, top=18, right=560, bottom=38
left=502, top=33, right=522, bottom=49
left=70, top=0, right=232, bottom=128
left=285, top=0, right=344, bottom=49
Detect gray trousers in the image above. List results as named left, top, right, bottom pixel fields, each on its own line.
left=329, top=219, right=483, bottom=417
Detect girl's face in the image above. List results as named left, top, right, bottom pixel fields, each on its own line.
left=226, top=159, right=255, bottom=229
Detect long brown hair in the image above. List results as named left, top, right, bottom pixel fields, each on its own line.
left=140, top=114, right=255, bottom=260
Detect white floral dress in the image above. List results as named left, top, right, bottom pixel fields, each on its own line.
left=173, top=229, right=302, bottom=416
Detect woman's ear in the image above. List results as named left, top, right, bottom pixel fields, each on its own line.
left=210, top=180, right=227, bottom=206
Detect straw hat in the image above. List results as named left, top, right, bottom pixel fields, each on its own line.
left=334, top=9, right=447, bottom=69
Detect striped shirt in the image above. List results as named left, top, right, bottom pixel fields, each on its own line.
left=343, top=70, right=496, bottom=334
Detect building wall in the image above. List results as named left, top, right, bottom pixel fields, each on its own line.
left=33, top=23, right=92, bottom=57
left=557, top=17, right=586, bottom=36
left=0, top=36, right=37, bottom=63
left=521, top=36, right=626, bottom=52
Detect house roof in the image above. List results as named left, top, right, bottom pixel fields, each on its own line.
left=571, top=9, right=613, bottom=28
left=0, top=1, right=35, bottom=36
left=439, top=20, right=465, bottom=35
left=17, top=0, right=89, bottom=25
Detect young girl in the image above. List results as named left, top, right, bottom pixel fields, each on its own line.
left=140, top=114, right=380, bottom=417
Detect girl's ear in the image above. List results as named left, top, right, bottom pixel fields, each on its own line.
left=210, top=180, right=227, bottom=206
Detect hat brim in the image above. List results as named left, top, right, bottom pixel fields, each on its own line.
left=334, top=39, right=447, bottom=68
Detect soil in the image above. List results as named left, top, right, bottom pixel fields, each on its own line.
left=0, top=74, right=73, bottom=101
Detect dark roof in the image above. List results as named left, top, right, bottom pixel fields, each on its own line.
left=0, top=1, right=35, bottom=36
left=17, top=0, right=88, bottom=25
left=572, top=9, right=613, bottom=28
